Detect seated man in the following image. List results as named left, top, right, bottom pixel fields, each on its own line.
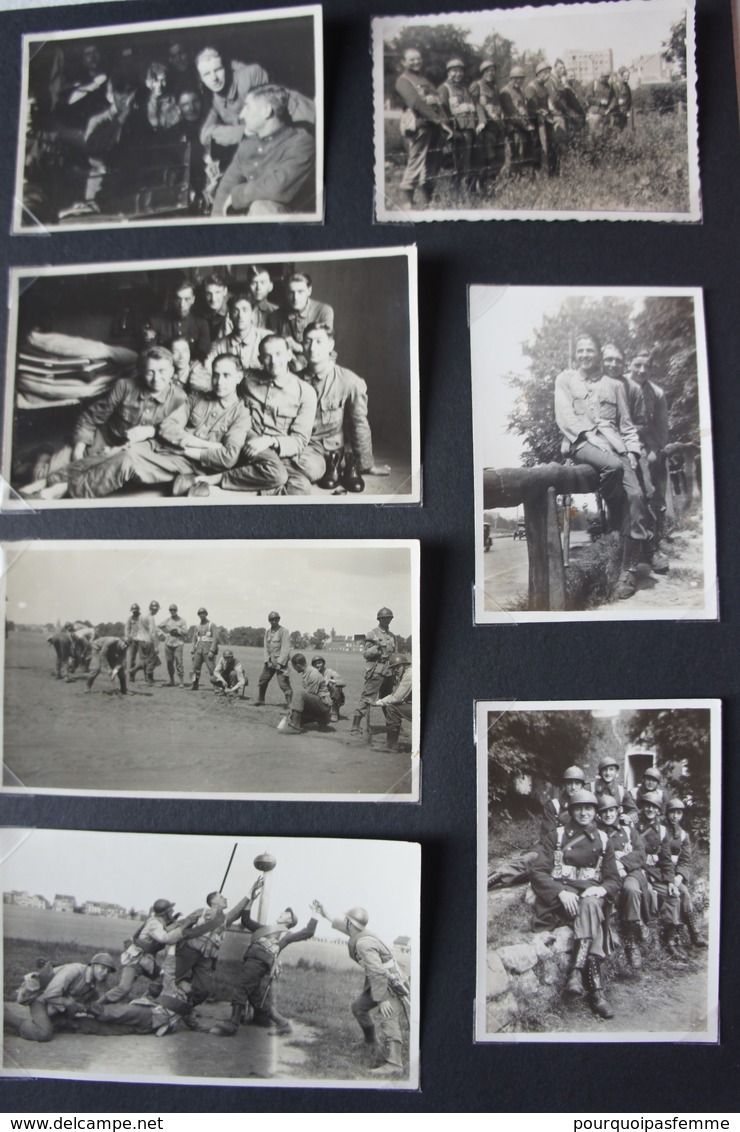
left=540, top=765, right=586, bottom=836
left=268, top=273, right=334, bottom=363
left=529, top=790, right=620, bottom=1019
left=278, top=652, right=332, bottom=735
left=30, top=346, right=188, bottom=499
left=211, top=85, right=316, bottom=218
left=310, top=655, right=345, bottom=721
left=221, top=335, right=317, bottom=495
left=376, top=652, right=412, bottom=753
left=205, top=290, right=270, bottom=373
left=197, top=48, right=269, bottom=153
left=211, top=648, right=247, bottom=697
left=596, top=794, right=649, bottom=970
left=200, top=272, right=231, bottom=341
left=247, top=265, right=278, bottom=328
left=634, top=791, right=685, bottom=960
left=664, top=798, right=707, bottom=950
left=150, top=279, right=211, bottom=361
left=170, top=337, right=211, bottom=393
left=288, top=322, right=391, bottom=493
left=592, top=755, right=638, bottom=823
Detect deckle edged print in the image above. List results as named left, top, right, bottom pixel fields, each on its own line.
left=1, top=830, right=420, bottom=1088
left=471, top=286, right=716, bottom=623
left=14, top=6, right=323, bottom=232
left=0, top=539, right=419, bottom=802
left=374, top=0, right=700, bottom=222
left=476, top=700, right=720, bottom=1042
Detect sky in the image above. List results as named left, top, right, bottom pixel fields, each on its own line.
left=2, top=541, right=415, bottom=637
left=0, top=829, right=420, bottom=944
left=382, top=0, right=686, bottom=70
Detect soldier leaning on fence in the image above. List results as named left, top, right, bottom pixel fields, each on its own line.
left=469, top=60, right=506, bottom=187
left=499, top=67, right=537, bottom=174
left=351, top=607, right=401, bottom=738
left=524, top=63, right=559, bottom=177
left=596, top=794, right=650, bottom=970
left=394, top=47, right=452, bottom=209
left=437, top=59, right=486, bottom=193
left=529, top=789, right=621, bottom=1019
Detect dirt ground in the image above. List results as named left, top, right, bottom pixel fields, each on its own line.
left=3, top=638, right=416, bottom=798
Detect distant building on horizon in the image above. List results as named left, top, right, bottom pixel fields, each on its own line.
left=53, top=894, right=76, bottom=913
left=628, top=52, right=678, bottom=85
left=81, top=899, right=128, bottom=919
left=564, top=48, right=614, bottom=83
left=3, top=890, right=52, bottom=910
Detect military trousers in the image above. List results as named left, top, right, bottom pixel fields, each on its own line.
left=258, top=663, right=291, bottom=701
left=572, top=442, right=651, bottom=541
left=55, top=442, right=198, bottom=499
left=292, top=686, right=331, bottom=726
left=571, top=894, right=608, bottom=959
left=400, top=124, right=442, bottom=192
left=222, top=449, right=310, bottom=496
left=351, top=982, right=402, bottom=1043
left=356, top=669, right=394, bottom=723
left=87, top=649, right=127, bottom=693
left=191, top=648, right=217, bottom=682
left=165, top=643, right=184, bottom=681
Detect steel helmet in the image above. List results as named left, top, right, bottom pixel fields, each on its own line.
left=639, top=790, right=663, bottom=808
left=311, top=656, right=325, bottom=668
left=568, top=789, right=599, bottom=809
left=169, top=604, right=178, bottom=612
left=268, top=611, right=280, bottom=621
left=388, top=653, right=410, bottom=668
left=479, top=58, right=496, bottom=74
left=149, top=601, right=160, bottom=610
left=153, top=898, right=175, bottom=915
left=666, top=798, right=685, bottom=812
left=536, top=61, right=552, bottom=74
left=643, top=767, right=661, bottom=781
left=91, top=952, right=117, bottom=970
left=597, top=793, right=620, bottom=812
left=598, top=756, right=619, bottom=771
left=130, top=603, right=140, bottom=613
left=222, top=649, right=234, bottom=658
left=376, top=607, right=394, bottom=620
left=563, top=765, right=585, bottom=782
left=63, top=622, right=75, bottom=631
left=446, top=58, right=465, bottom=71
left=197, top=607, right=208, bottom=615
left=509, top=66, right=526, bottom=79
left=345, top=906, right=369, bottom=930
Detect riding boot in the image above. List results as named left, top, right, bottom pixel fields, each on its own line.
left=685, top=908, right=708, bottom=948
left=341, top=454, right=365, bottom=494
left=586, top=956, right=614, bottom=1019
left=644, top=536, right=669, bottom=575
left=564, top=939, right=591, bottom=997
left=368, top=1039, right=403, bottom=1077
left=662, top=925, right=689, bottom=963
left=317, top=450, right=343, bottom=490
left=623, top=922, right=643, bottom=970
left=616, top=537, right=642, bottom=600
left=350, top=712, right=364, bottom=736
left=210, top=1002, right=242, bottom=1036
left=385, top=726, right=401, bottom=752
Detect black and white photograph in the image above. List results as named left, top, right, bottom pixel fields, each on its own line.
left=0, top=539, right=420, bottom=801
left=1, top=829, right=420, bottom=1088
left=2, top=248, right=419, bottom=508
left=476, top=700, right=720, bottom=1042
left=13, top=6, right=323, bottom=232
left=471, top=286, right=716, bottom=622
left=373, top=0, right=700, bottom=222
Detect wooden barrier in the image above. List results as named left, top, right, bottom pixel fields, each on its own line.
left=483, top=464, right=599, bottom=611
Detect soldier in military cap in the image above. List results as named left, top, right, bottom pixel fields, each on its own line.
left=312, top=900, right=409, bottom=1078
left=530, top=790, right=621, bottom=1018
left=592, top=755, right=638, bottom=822
left=160, top=603, right=189, bottom=687
left=437, top=58, right=486, bottom=192
left=256, top=611, right=292, bottom=706
left=470, top=59, right=506, bottom=186
left=211, top=648, right=247, bottom=698
left=665, top=798, right=707, bottom=950
left=540, top=765, right=586, bottom=836
left=634, top=791, right=685, bottom=959
left=186, top=607, right=219, bottom=690
left=376, top=653, right=412, bottom=752
left=596, top=794, right=649, bottom=969
left=351, top=607, right=401, bottom=740
left=499, top=66, right=536, bottom=173
left=525, top=61, right=558, bottom=176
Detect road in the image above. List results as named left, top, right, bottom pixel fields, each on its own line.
left=483, top=532, right=590, bottom=610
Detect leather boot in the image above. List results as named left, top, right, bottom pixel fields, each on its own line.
left=616, top=537, right=642, bottom=600
left=368, top=1039, right=403, bottom=1077
left=209, top=1002, right=242, bottom=1036
left=685, top=908, right=708, bottom=948
left=644, top=536, right=669, bottom=575
left=385, top=727, right=401, bottom=752
left=586, top=957, right=615, bottom=1019
left=350, top=712, right=364, bottom=736
left=623, top=922, right=643, bottom=970
left=360, top=1023, right=377, bottom=1046
left=662, top=925, right=689, bottom=962
left=341, top=454, right=365, bottom=494
left=317, top=450, right=343, bottom=490
left=564, top=939, right=591, bottom=997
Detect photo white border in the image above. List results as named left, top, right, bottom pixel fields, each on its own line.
left=0, top=538, right=421, bottom=803
left=475, top=697, right=721, bottom=1043
left=471, top=285, right=717, bottom=623
left=0, top=829, right=421, bottom=1089
left=2, top=246, right=421, bottom=509
left=373, top=0, right=700, bottom=224
left=12, top=5, right=324, bottom=234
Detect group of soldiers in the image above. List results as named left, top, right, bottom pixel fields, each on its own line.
left=554, top=336, right=672, bottom=601
left=490, top=759, right=707, bottom=1021
left=10, top=875, right=410, bottom=1079
left=394, top=47, right=633, bottom=205
left=22, top=264, right=391, bottom=501
left=47, top=604, right=413, bottom=752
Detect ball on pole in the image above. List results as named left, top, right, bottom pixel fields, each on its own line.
left=253, top=852, right=277, bottom=872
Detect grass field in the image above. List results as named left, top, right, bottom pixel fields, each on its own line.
left=383, top=112, right=691, bottom=215
left=3, top=635, right=416, bottom=798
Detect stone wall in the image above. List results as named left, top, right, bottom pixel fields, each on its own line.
left=486, top=925, right=574, bottom=1033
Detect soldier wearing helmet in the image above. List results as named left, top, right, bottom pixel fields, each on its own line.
left=186, top=607, right=220, bottom=691
left=499, top=65, right=536, bottom=173
left=211, top=648, right=247, bottom=698
left=85, top=636, right=129, bottom=695
left=394, top=46, right=452, bottom=208
left=631, top=765, right=670, bottom=812
left=634, top=790, right=685, bottom=959
left=256, top=611, right=291, bottom=707
left=596, top=793, right=650, bottom=969
left=312, top=899, right=408, bottom=1078
left=437, top=58, right=486, bottom=193
left=351, top=607, right=402, bottom=740
left=665, top=798, right=707, bottom=950
left=128, top=600, right=161, bottom=686
left=311, top=654, right=346, bottom=721
left=540, top=765, right=586, bottom=836
left=469, top=59, right=506, bottom=188
left=530, top=789, right=620, bottom=1019
left=375, top=653, right=412, bottom=752
left=524, top=61, right=558, bottom=176
left=15, top=951, right=117, bottom=1043
left=592, top=755, right=637, bottom=821
left=124, top=602, right=145, bottom=684
left=101, top=897, right=206, bottom=1004
left=159, top=603, right=189, bottom=687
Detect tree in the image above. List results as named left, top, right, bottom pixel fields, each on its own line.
left=625, top=708, right=711, bottom=843
left=662, top=15, right=687, bottom=78
left=96, top=621, right=126, bottom=637
left=290, top=630, right=310, bottom=650
left=228, top=626, right=265, bottom=648
left=310, top=628, right=329, bottom=650
left=479, top=31, right=515, bottom=80
left=631, top=295, right=699, bottom=443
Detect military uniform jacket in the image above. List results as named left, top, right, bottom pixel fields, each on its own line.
left=302, top=362, right=375, bottom=469
left=332, top=925, right=400, bottom=1003
left=192, top=621, right=219, bottom=656
left=240, top=913, right=317, bottom=964
left=263, top=625, right=291, bottom=668
left=625, top=377, right=669, bottom=455
left=634, top=818, right=676, bottom=884
left=364, top=626, right=400, bottom=675
left=301, top=664, right=332, bottom=706
left=74, top=377, right=188, bottom=449
left=39, top=963, right=102, bottom=1014
left=243, top=372, right=317, bottom=458
left=92, top=637, right=128, bottom=667
left=395, top=72, right=446, bottom=128
left=592, top=778, right=638, bottom=818
left=470, top=78, right=504, bottom=125
left=499, top=84, right=533, bottom=133
left=666, top=826, right=692, bottom=882
left=530, top=820, right=621, bottom=904
left=554, top=369, right=641, bottom=457
left=160, top=615, right=189, bottom=648
left=205, top=327, right=271, bottom=374
left=601, top=821, right=647, bottom=878
left=437, top=81, right=484, bottom=131
left=524, top=79, right=552, bottom=121
left=268, top=297, right=335, bottom=342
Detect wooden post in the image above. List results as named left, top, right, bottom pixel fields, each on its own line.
left=523, top=489, right=566, bottom=612
left=546, top=488, right=566, bottom=611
